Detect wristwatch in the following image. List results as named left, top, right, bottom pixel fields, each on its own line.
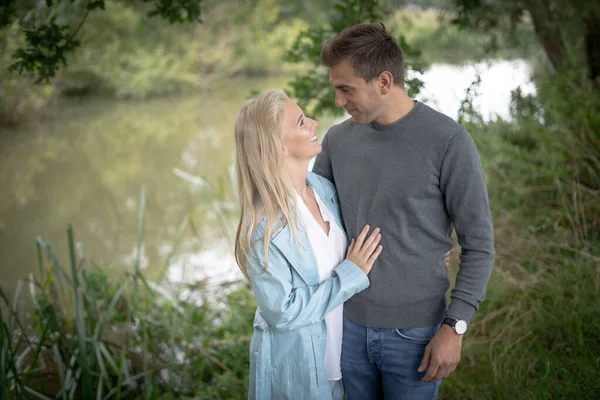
left=443, top=316, right=468, bottom=335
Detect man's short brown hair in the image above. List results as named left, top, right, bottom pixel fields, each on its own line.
left=321, top=23, right=405, bottom=87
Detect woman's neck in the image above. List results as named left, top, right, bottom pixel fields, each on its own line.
left=285, top=159, right=310, bottom=198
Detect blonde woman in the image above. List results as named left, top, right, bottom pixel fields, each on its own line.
left=234, top=89, right=381, bottom=400
left=234, top=89, right=449, bottom=399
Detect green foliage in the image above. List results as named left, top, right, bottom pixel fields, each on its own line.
left=388, top=7, right=538, bottom=65
left=9, top=20, right=80, bottom=84
left=284, top=0, right=429, bottom=117
left=440, top=247, right=600, bottom=399
left=145, top=0, right=203, bottom=23
left=59, top=0, right=201, bottom=98
left=0, top=0, right=17, bottom=27
left=52, top=0, right=308, bottom=98
left=2, top=2, right=599, bottom=396
left=0, top=201, right=255, bottom=399
left=4, top=0, right=305, bottom=103
left=2, top=0, right=542, bottom=124
left=451, top=0, right=600, bottom=83
left=0, top=21, right=55, bottom=125
left=2, top=0, right=206, bottom=83
left=434, top=62, right=600, bottom=398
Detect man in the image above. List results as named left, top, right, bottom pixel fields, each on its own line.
left=312, top=23, right=495, bottom=399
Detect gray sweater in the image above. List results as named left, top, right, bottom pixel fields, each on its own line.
left=312, top=101, right=495, bottom=329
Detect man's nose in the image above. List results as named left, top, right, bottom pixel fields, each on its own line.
left=335, top=92, right=347, bottom=108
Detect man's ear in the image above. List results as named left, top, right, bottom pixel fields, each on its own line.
left=378, top=71, right=394, bottom=94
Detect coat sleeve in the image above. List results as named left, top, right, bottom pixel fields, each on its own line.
left=247, top=239, right=369, bottom=331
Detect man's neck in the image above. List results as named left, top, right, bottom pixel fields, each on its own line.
left=372, top=89, right=415, bottom=125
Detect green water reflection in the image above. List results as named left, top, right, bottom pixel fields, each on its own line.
left=0, top=77, right=337, bottom=298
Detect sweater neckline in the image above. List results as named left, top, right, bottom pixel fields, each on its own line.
left=370, top=100, right=422, bottom=132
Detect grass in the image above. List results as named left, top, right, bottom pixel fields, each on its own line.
left=437, top=79, right=600, bottom=398
left=3, top=174, right=597, bottom=399
left=3, top=115, right=599, bottom=398
left=0, top=188, right=255, bottom=400
left=440, top=228, right=600, bottom=399
left=2, top=32, right=599, bottom=397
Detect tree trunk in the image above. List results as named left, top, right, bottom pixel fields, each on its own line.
left=584, top=11, right=600, bottom=85
left=524, top=0, right=568, bottom=72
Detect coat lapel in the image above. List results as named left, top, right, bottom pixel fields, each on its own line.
left=271, top=223, right=320, bottom=286
left=270, top=173, right=345, bottom=286
left=306, top=173, right=345, bottom=233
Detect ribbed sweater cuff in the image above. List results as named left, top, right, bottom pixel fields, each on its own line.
left=446, top=297, right=477, bottom=324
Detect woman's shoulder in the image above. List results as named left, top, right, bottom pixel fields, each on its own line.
left=307, top=171, right=336, bottom=197
left=249, top=216, right=286, bottom=246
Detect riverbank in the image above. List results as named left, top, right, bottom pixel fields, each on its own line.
left=3, top=144, right=598, bottom=399
left=0, top=3, right=535, bottom=127
left=0, top=60, right=534, bottom=301
left=3, top=84, right=599, bottom=398
left=4, top=1, right=599, bottom=398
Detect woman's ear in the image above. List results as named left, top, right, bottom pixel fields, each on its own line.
left=282, top=146, right=289, bottom=157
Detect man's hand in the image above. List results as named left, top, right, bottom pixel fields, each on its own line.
left=418, top=324, right=463, bottom=382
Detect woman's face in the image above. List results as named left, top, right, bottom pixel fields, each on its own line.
left=281, top=99, right=320, bottom=161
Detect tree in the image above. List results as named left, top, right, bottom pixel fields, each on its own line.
left=0, top=0, right=204, bottom=83
left=283, top=0, right=426, bottom=118
left=452, top=0, right=600, bottom=85
left=284, top=0, right=600, bottom=117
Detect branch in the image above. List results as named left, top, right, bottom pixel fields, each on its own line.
left=7, top=0, right=205, bottom=83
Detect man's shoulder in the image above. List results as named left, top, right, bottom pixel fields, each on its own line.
left=416, top=101, right=465, bottom=140
left=325, top=117, right=360, bottom=141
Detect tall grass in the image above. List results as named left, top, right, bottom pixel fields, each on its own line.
left=441, top=229, right=600, bottom=399
left=0, top=188, right=255, bottom=399
left=438, top=71, right=600, bottom=398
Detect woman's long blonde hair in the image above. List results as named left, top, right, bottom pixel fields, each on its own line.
left=234, top=89, right=300, bottom=281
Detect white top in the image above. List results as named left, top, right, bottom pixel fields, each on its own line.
left=296, top=187, right=348, bottom=381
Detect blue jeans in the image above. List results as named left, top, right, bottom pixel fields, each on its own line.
left=341, top=316, right=442, bottom=400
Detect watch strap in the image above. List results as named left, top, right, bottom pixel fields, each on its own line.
left=443, top=317, right=457, bottom=329
left=443, top=316, right=467, bottom=334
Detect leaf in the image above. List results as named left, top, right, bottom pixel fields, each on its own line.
left=87, top=1, right=105, bottom=11
left=22, top=386, right=54, bottom=400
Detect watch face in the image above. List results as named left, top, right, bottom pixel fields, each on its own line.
left=455, top=320, right=468, bottom=334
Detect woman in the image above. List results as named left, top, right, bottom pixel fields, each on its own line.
left=234, top=89, right=448, bottom=399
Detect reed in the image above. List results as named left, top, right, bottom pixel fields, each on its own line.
left=0, top=188, right=254, bottom=399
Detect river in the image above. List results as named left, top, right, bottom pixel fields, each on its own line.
left=0, top=60, right=534, bottom=299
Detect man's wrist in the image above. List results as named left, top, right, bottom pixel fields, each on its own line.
left=446, top=298, right=477, bottom=325
left=443, top=316, right=468, bottom=335
left=440, top=324, right=465, bottom=340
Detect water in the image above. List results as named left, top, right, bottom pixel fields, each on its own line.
left=414, top=59, right=536, bottom=121
left=0, top=60, right=534, bottom=299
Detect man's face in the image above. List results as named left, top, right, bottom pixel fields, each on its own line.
left=329, top=59, right=383, bottom=124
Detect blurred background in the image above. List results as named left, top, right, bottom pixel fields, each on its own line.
left=0, top=0, right=598, bottom=399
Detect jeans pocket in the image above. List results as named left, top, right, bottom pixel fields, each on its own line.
left=394, top=324, right=440, bottom=344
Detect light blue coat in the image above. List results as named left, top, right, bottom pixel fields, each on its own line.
left=247, top=172, right=369, bottom=400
